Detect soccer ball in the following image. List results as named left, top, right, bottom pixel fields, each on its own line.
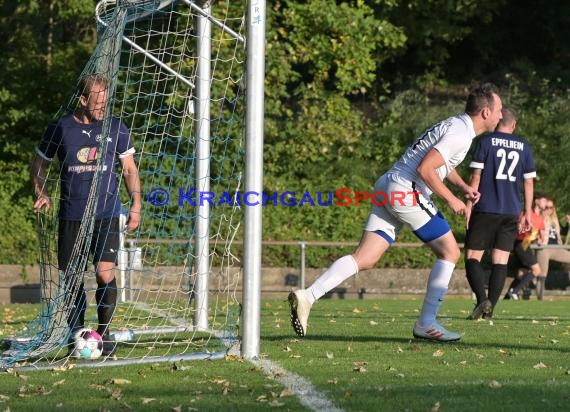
left=71, top=328, right=103, bottom=359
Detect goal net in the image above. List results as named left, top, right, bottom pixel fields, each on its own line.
left=1, top=0, right=249, bottom=370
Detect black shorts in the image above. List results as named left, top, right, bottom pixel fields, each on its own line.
left=58, top=218, right=120, bottom=272
left=512, top=239, right=538, bottom=269
left=465, top=212, right=519, bottom=251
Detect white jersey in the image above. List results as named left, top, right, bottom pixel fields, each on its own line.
left=387, top=113, right=476, bottom=196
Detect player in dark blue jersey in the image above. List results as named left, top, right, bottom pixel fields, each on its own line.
left=30, top=74, right=142, bottom=356
left=464, top=107, right=536, bottom=319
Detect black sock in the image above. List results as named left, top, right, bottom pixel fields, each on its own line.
left=508, top=276, right=521, bottom=292
left=465, top=259, right=487, bottom=304
left=512, top=272, right=534, bottom=294
left=66, top=281, right=86, bottom=334
left=96, top=278, right=117, bottom=337
left=488, top=264, right=507, bottom=307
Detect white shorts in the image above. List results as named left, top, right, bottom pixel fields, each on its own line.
left=363, top=173, right=450, bottom=243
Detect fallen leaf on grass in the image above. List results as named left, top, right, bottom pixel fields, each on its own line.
left=353, top=361, right=367, bottom=373
left=141, top=398, right=156, bottom=404
left=279, top=389, right=294, bottom=397
left=52, top=364, right=74, bottom=372
left=369, top=320, right=378, bottom=326
left=488, top=380, right=502, bottom=389
left=172, top=405, right=182, bottom=412
left=352, top=307, right=362, bottom=313
left=225, top=354, right=242, bottom=362
left=110, top=388, right=123, bottom=400
left=431, top=401, right=440, bottom=412
left=36, top=386, right=52, bottom=396
left=533, top=362, right=547, bottom=369
left=326, top=352, right=334, bottom=359
left=271, top=370, right=287, bottom=378
left=432, top=349, right=444, bottom=357
left=52, top=379, right=65, bottom=387
left=110, top=378, right=131, bottom=385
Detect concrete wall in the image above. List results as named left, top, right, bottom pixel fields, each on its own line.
left=1, top=264, right=568, bottom=304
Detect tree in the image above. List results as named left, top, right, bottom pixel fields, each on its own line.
left=0, top=0, right=96, bottom=263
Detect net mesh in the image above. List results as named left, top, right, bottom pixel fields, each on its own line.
left=1, top=0, right=246, bottom=370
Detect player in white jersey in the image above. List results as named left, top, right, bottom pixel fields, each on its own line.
left=289, top=83, right=503, bottom=342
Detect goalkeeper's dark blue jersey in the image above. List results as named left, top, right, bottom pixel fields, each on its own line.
left=37, top=114, right=134, bottom=221
left=469, top=131, right=536, bottom=216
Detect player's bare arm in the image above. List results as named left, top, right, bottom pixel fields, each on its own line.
left=520, top=177, right=534, bottom=232
left=447, top=169, right=480, bottom=203
left=30, top=154, right=52, bottom=212
left=463, top=169, right=483, bottom=228
left=121, top=154, right=142, bottom=232
left=417, top=149, right=466, bottom=215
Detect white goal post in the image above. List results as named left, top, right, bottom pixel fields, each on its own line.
left=1, top=0, right=265, bottom=370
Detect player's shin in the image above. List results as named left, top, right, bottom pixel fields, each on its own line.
left=418, top=259, right=455, bottom=326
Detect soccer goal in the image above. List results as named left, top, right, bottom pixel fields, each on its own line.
left=1, top=0, right=265, bottom=370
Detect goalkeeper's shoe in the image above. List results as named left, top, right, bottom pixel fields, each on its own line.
left=288, top=289, right=312, bottom=337
left=101, top=334, right=117, bottom=357
left=413, top=322, right=461, bottom=342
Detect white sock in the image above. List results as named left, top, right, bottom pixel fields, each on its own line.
left=418, top=259, right=455, bottom=327
left=307, top=255, right=359, bottom=304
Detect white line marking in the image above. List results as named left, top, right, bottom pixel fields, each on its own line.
left=250, top=357, right=344, bottom=412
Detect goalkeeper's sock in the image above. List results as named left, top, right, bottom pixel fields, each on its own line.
left=418, top=259, right=454, bottom=327
left=96, top=278, right=117, bottom=337
left=67, top=282, right=86, bottom=333
left=307, top=255, right=359, bottom=304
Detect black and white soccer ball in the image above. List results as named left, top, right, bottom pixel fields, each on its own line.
left=71, top=328, right=103, bottom=359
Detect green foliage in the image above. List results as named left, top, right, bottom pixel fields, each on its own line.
left=0, top=162, right=37, bottom=263
left=0, top=0, right=96, bottom=262
left=1, top=1, right=570, bottom=268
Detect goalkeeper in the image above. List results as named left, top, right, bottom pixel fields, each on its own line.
left=30, top=74, right=141, bottom=356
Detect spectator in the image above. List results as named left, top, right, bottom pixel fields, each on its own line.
left=535, top=199, right=570, bottom=299
left=504, top=194, right=548, bottom=300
